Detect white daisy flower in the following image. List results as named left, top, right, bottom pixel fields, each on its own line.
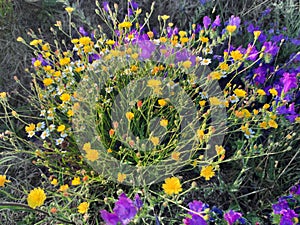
left=200, top=58, right=211, bottom=65
left=56, top=138, right=64, bottom=145
left=36, top=122, right=45, bottom=131
left=27, top=131, right=35, bottom=138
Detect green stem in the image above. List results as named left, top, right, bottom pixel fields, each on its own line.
left=0, top=202, right=75, bottom=224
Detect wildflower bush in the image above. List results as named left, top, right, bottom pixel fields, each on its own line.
left=0, top=0, right=299, bottom=224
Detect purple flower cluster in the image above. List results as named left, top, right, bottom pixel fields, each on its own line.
left=100, top=193, right=142, bottom=225
left=272, top=184, right=300, bottom=225
left=183, top=200, right=209, bottom=225
left=183, top=200, right=246, bottom=225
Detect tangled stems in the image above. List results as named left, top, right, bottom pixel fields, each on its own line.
left=0, top=202, right=76, bottom=224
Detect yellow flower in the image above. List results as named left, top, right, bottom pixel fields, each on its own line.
left=54, top=71, right=62, bottom=77
left=179, top=31, right=187, bottom=37
left=30, top=39, right=42, bottom=46
left=197, top=129, right=205, bottom=140
left=71, top=177, right=81, bottom=186
left=162, top=177, right=182, bottom=195
left=182, top=60, right=192, bottom=69
left=57, top=125, right=65, bottom=132
left=233, top=89, right=246, bottom=98
left=230, top=50, right=243, bottom=61
left=180, top=37, right=189, bottom=44
left=158, top=99, right=167, bottom=107
left=42, top=43, right=50, bottom=51
left=209, top=97, right=222, bottom=106
left=17, top=37, right=24, bottom=42
left=43, top=78, right=53, bottom=86
left=263, top=104, right=270, bottom=110
left=161, top=15, right=170, bottom=20
left=200, top=165, right=215, bottom=180
left=117, top=173, right=127, bottom=183
left=33, top=60, right=42, bottom=67
left=147, top=79, right=162, bottom=88
left=226, top=25, right=237, bottom=33
left=268, top=120, right=278, bottom=129
left=257, top=89, right=266, bottom=96
left=210, top=71, right=222, bottom=80
left=219, top=62, right=229, bottom=71
left=150, top=136, right=160, bottom=146
left=269, top=88, right=278, bottom=96
left=85, top=149, right=99, bottom=162
left=27, top=188, right=46, bottom=209
left=60, top=93, right=71, bottom=102
left=0, top=92, right=6, bottom=99
left=215, top=145, right=225, bottom=155
left=147, top=31, right=154, bottom=39
left=83, top=142, right=91, bottom=151
left=67, top=109, right=74, bottom=117
left=51, top=178, right=58, bottom=186
left=79, top=36, right=91, bottom=45
left=106, top=39, right=115, bottom=45
left=59, top=57, right=71, bottom=66
left=126, top=112, right=134, bottom=121
left=0, top=175, right=10, bottom=187
left=71, top=39, right=79, bottom=44
left=65, top=7, right=74, bottom=13
left=259, top=121, right=268, bottom=129
left=160, top=119, right=168, bottom=127
left=159, top=37, right=167, bottom=43
left=77, top=202, right=89, bottom=214
left=200, top=36, right=209, bottom=43
left=59, top=184, right=69, bottom=192
left=253, top=30, right=261, bottom=39
left=171, top=152, right=180, bottom=161
left=199, top=100, right=206, bottom=107
left=118, top=21, right=132, bottom=29
left=25, top=123, right=35, bottom=133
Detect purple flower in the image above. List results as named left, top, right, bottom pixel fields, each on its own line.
left=184, top=214, right=207, bottom=225
left=193, top=24, right=202, bottom=34
left=100, top=193, right=142, bottom=225
left=290, top=184, right=300, bottom=195
left=79, top=27, right=89, bottom=36
left=88, top=53, right=101, bottom=63
left=203, top=16, right=211, bottom=29
left=263, top=41, right=279, bottom=56
left=188, top=200, right=206, bottom=213
left=262, top=8, right=271, bottom=16
left=212, top=15, right=221, bottom=28
left=175, top=49, right=196, bottom=66
left=134, top=194, right=143, bottom=210
left=279, top=209, right=298, bottom=225
left=258, top=32, right=267, bottom=42
left=138, top=40, right=156, bottom=59
left=228, top=15, right=241, bottom=28
left=224, top=210, right=243, bottom=225
left=100, top=210, right=120, bottom=225
left=246, top=44, right=259, bottom=61
left=102, top=1, right=110, bottom=12
left=281, top=72, right=298, bottom=93
left=113, top=193, right=137, bottom=225
left=271, top=34, right=285, bottom=43
left=253, top=66, right=267, bottom=84
left=32, top=55, right=48, bottom=66
left=272, top=200, right=289, bottom=214
left=128, top=2, right=139, bottom=17
left=291, top=38, right=300, bottom=46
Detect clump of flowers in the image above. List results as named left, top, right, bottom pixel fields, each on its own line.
left=272, top=184, right=300, bottom=225
left=0, top=0, right=299, bottom=224
left=100, top=193, right=143, bottom=225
